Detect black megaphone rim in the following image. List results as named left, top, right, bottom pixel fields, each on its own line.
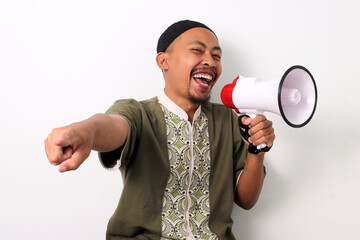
left=278, top=65, right=318, bottom=128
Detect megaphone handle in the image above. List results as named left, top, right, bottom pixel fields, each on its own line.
left=238, top=114, right=271, bottom=154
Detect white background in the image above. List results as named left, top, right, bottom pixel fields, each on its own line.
left=1, top=0, right=359, bottom=239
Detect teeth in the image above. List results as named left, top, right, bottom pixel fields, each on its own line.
left=194, top=74, right=213, bottom=81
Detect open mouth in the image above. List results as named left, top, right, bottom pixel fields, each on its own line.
left=193, top=73, right=213, bottom=87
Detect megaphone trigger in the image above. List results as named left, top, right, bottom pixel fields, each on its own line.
left=238, top=115, right=272, bottom=154
left=238, top=115, right=251, bottom=140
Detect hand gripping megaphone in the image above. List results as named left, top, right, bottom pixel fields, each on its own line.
left=221, top=65, right=318, bottom=150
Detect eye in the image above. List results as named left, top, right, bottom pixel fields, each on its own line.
left=212, top=54, right=221, bottom=60
left=192, top=48, right=203, bottom=53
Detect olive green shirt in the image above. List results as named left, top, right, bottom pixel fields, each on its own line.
left=99, top=96, right=248, bottom=240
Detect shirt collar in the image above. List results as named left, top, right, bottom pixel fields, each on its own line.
left=157, top=90, right=202, bottom=122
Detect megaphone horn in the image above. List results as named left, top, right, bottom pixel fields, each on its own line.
left=220, top=65, right=318, bottom=128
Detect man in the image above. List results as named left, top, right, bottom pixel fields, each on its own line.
left=45, top=20, right=275, bottom=239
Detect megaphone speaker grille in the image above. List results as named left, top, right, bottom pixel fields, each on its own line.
left=278, top=65, right=318, bottom=128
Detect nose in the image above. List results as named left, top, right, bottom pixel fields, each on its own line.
left=202, top=52, right=216, bottom=68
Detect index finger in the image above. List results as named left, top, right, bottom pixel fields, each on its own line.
left=249, top=115, right=267, bottom=127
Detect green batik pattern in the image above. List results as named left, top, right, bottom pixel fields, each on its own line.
left=160, top=105, right=218, bottom=240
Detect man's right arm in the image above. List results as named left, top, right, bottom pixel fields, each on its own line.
left=44, top=113, right=129, bottom=173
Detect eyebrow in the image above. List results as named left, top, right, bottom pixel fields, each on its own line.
left=191, top=40, right=222, bottom=53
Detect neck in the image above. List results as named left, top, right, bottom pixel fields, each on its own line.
left=181, top=102, right=199, bottom=123
left=163, top=90, right=200, bottom=123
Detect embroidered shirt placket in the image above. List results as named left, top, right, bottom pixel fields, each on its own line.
left=185, top=121, right=195, bottom=240
left=158, top=91, right=217, bottom=240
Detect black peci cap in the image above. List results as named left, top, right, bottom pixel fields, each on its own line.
left=157, top=20, right=216, bottom=53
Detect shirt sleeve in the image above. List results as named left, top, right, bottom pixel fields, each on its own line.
left=230, top=111, right=246, bottom=181
left=97, top=99, right=142, bottom=170
left=98, top=115, right=130, bottom=170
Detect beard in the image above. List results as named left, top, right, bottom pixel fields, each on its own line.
left=189, top=92, right=211, bottom=105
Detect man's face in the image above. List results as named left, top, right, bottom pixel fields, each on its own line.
left=163, top=27, right=222, bottom=104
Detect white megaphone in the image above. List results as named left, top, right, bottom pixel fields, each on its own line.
left=221, top=65, right=318, bottom=149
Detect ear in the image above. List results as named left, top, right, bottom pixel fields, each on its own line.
left=156, top=52, right=169, bottom=70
